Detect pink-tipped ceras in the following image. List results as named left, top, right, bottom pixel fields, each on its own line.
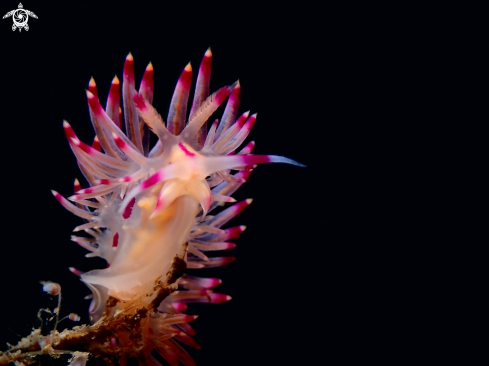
left=52, top=49, right=303, bottom=366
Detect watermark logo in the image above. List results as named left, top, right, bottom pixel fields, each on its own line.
left=3, top=3, right=37, bottom=32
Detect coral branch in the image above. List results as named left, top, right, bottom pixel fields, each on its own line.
left=0, top=254, right=187, bottom=366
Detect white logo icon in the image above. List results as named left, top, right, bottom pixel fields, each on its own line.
left=3, top=3, right=37, bottom=32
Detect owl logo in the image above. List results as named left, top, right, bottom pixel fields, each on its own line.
left=3, top=3, right=38, bottom=32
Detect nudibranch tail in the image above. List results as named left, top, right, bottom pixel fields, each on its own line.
left=52, top=49, right=303, bottom=366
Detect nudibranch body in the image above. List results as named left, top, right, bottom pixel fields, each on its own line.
left=52, top=49, right=302, bottom=365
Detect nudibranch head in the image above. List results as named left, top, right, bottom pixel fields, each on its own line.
left=53, top=49, right=303, bottom=365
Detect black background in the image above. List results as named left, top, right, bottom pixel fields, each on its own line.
left=0, top=2, right=484, bottom=365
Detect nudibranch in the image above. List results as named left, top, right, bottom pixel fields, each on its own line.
left=52, top=49, right=303, bottom=365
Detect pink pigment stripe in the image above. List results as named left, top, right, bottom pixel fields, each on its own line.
left=200, top=48, right=212, bottom=76
left=108, top=77, right=120, bottom=102
left=167, top=63, right=192, bottom=135
left=112, top=133, right=126, bottom=148
left=243, top=113, right=257, bottom=130
left=106, top=76, right=121, bottom=128
left=213, top=112, right=249, bottom=149
left=183, top=315, right=198, bottom=322
left=230, top=154, right=306, bottom=168
left=123, top=53, right=135, bottom=85
left=209, top=293, right=232, bottom=304
left=228, top=81, right=240, bottom=104
left=86, top=90, right=104, bottom=115
left=122, top=197, right=136, bottom=219
left=140, top=63, right=154, bottom=103
left=181, top=83, right=235, bottom=144
left=110, top=132, right=147, bottom=165
left=122, top=54, right=143, bottom=151
left=214, top=257, right=236, bottom=266
left=154, top=194, right=164, bottom=211
left=222, top=226, right=246, bottom=240
left=52, top=190, right=96, bottom=219
left=172, top=302, right=187, bottom=312
left=112, top=232, right=119, bottom=247
left=239, top=141, right=255, bottom=155
left=238, top=155, right=272, bottom=165
left=235, top=110, right=250, bottom=128
left=235, top=168, right=253, bottom=181
left=141, top=170, right=164, bottom=189
left=189, top=48, right=212, bottom=119
left=196, top=277, right=222, bottom=288
left=68, top=267, right=84, bottom=276
left=85, top=89, right=135, bottom=160
left=216, top=81, right=241, bottom=140
left=178, top=142, right=195, bottom=157
left=63, top=121, right=76, bottom=140
left=178, top=64, right=193, bottom=89
left=92, top=137, right=101, bottom=152
left=70, top=184, right=116, bottom=200
left=208, top=198, right=253, bottom=227
left=98, top=173, right=130, bottom=185
left=52, top=190, right=63, bottom=203
left=132, top=92, right=147, bottom=111
left=214, top=84, right=234, bottom=106
left=226, top=199, right=253, bottom=217
left=72, top=138, right=96, bottom=155
left=73, top=179, right=81, bottom=193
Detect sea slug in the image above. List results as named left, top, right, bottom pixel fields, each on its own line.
left=0, top=49, right=303, bottom=366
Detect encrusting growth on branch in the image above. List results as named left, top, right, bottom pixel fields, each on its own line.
left=0, top=253, right=187, bottom=366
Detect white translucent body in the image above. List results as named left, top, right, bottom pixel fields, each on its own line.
left=81, top=143, right=207, bottom=300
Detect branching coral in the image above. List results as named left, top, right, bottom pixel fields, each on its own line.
left=0, top=49, right=303, bottom=365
